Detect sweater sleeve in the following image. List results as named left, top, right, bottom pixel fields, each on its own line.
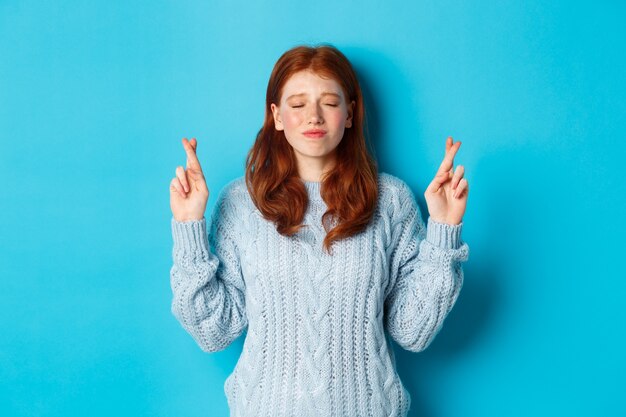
left=383, top=180, right=469, bottom=352
left=169, top=183, right=248, bottom=353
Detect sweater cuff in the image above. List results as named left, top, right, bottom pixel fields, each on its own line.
left=425, top=217, right=463, bottom=250
left=171, top=216, right=209, bottom=255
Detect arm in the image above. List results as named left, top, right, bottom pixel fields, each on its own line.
left=170, top=183, right=247, bottom=353
left=383, top=180, right=469, bottom=352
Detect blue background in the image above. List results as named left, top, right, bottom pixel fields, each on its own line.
left=1, top=1, right=624, bottom=416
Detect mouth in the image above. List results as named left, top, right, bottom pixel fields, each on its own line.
left=303, top=129, right=327, bottom=138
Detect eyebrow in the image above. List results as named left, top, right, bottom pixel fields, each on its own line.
left=286, top=92, right=342, bottom=101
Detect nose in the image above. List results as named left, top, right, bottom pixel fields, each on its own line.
left=307, top=104, right=324, bottom=124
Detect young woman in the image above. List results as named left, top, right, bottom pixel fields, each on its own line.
left=169, top=44, right=470, bottom=417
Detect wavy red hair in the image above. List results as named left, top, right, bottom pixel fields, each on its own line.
left=244, top=43, right=379, bottom=255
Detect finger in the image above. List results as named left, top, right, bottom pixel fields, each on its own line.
left=429, top=169, right=452, bottom=193
left=445, top=137, right=453, bottom=174
left=170, top=177, right=187, bottom=198
left=451, top=165, right=464, bottom=190
left=182, top=138, right=202, bottom=170
left=425, top=179, right=437, bottom=194
left=437, top=138, right=461, bottom=175
left=176, top=166, right=190, bottom=192
left=427, top=172, right=448, bottom=193
left=454, top=178, right=468, bottom=198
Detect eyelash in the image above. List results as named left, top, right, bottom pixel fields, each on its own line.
left=291, top=104, right=338, bottom=108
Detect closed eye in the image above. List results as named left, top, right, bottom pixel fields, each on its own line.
left=290, top=104, right=338, bottom=108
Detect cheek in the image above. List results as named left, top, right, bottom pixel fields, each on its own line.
left=283, top=111, right=303, bottom=129
left=327, top=110, right=348, bottom=127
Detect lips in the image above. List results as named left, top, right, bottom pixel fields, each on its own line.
left=303, top=129, right=327, bottom=138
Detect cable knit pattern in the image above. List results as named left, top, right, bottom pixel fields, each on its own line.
left=170, top=172, right=470, bottom=417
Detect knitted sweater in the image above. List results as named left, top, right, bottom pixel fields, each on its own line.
left=170, top=172, right=469, bottom=417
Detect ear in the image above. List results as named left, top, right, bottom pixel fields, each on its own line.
left=345, top=100, right=355, bottom=128
left=270, top=103, right=284, bottom=131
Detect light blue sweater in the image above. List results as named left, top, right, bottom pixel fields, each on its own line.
left=170, top=172, right=469, bottom=417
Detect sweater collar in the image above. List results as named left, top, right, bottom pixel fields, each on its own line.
left=302, top=180, right=323, bottom=202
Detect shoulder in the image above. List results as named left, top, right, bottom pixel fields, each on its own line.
left=214, top=175, right=250, bottom=205
left=209, top=176, right=253, bottom=237
left=377, top=172, right=416, bottom=205
left=376, top=172, right=422, bottom=226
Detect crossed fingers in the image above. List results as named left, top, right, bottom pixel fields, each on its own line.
left=173, top=137, right=203, bottom=197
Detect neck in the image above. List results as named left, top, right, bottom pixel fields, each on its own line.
left=296, top=153, right=336, bottom=182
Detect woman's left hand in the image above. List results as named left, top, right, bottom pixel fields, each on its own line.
left=424, top=136, right=469, bottom=225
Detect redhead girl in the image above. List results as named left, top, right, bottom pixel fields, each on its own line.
left=169, top=44, right=469, bottom=417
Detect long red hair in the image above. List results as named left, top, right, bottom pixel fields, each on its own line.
left=244, top=43, right=379, bottom=255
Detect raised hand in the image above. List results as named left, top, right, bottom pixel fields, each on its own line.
left=424, top=136, right=469, bottom=225
left=169, top=137, right=210, bottom=222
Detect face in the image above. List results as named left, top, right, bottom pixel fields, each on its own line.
left=270, top=70, right=355, bottom=176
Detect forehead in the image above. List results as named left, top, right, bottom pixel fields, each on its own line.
left=282, top=70, right=344, bottom=100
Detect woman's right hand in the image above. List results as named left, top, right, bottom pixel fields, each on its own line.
left=170, top=138, right=209, bottom=222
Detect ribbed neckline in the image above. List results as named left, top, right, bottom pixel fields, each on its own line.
left=302, top=180, right=323, bottom=202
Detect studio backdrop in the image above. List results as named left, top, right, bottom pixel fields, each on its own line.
left=1, top=1, right=624, bottom=416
